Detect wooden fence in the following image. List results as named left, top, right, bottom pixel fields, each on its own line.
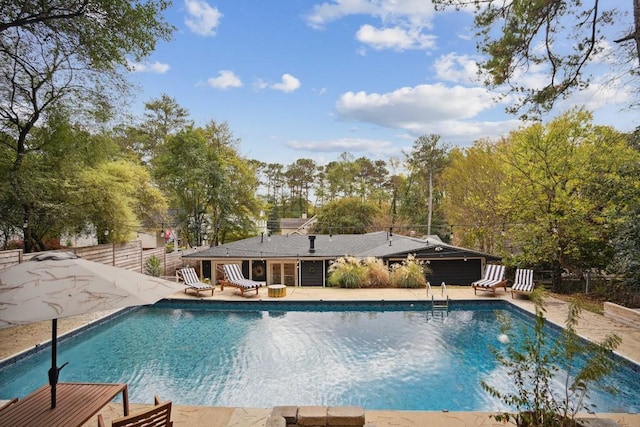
left=0, top=242, right=202, bottom=276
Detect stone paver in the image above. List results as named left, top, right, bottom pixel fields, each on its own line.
left=297, top=405, right=328, bottom=426
left=272, top=405, right=298, bottom=426
left=327, top=406, right=365, bottom=426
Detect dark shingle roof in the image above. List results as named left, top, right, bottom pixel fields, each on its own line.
left=184, top=231, right=499, bottom=261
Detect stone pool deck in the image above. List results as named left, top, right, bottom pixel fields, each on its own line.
left=1, top=286, right=639, bottom=427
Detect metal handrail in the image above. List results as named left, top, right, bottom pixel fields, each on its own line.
left=441, top=281, right=449, bottom=302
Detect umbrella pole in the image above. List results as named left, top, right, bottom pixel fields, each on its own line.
left=49, top=318, right=58, bottom=409
left=47, top=319, right=68, bottom=409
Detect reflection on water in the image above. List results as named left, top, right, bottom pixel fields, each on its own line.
left=0, top=305, right=638, bottom=412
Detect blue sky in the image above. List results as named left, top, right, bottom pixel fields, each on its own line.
left=127, top=0, right=637, bottom=165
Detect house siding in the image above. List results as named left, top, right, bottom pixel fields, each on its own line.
left=427, top=258, right=482, bottom=285
left=251, top=260, right=267, bottom=281
left=301, top=260, right=324, bottom=286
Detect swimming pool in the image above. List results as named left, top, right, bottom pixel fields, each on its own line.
left=0, top=300, right=638, bottom=412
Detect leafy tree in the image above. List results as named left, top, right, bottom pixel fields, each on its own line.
left=0, top=110, right=126, bottom=250
left=263, top=163, right=285, bottom=201
left=602, top=127, right=640, bottom=295
left=433, top=0, right=640, bottom=115
left=324, top=152, right=359, bottom=199
left=314, top=164, right=328, bottom=207
left=610, top=216, right=640, bottom=304
left=441, top=140, right=507, bottom=252
left=115, top=94, right=191, bottom=164
left=153, top=127, right=216, bottom=247
left=154, top=122, right=260, bottom=247
left=353, top=157, right=389, bottom=204
left=627, top=126, right=640, bottom=150
left=1, top=0, right=173, bottom=252
left=404, top=134, right=450, bottom=235
left=75, top=159, right=167, bottom=244
left=285, top=158, right=316, bottom=217
left=313, top=197, right=381, bottom=234
left=500, top=109, right=640, bottom=288
left=202, top=120, right=260, bottom=245
left=385, top=156, right=405, bottom=226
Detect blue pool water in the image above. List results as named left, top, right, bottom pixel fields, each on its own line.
left=0, top=301, right=638, bottom=412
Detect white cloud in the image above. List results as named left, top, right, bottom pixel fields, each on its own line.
left=128, top=60, right=170, bottom=74
left=335, top=83, right=519, bottom=143
left=306, top=0, right=434, bottom=29
left=433, top=53, right=480, bottom=84
left=258, top=74, right=301, bottom=93
left=207, top=70, right=242, bottom=89
left=337, top=83, right=497, bottom=123
left=591, top=40, right=619, bottom=65
left=287, top=137, right=400, bottom=157
left=555, top=73, right=632, bottom=112
left=305, top=0, right=378, bottom=29
left=184, top=0, right=222, bottom=36
left=305, top=0, right=436, bottom=52
left=418, top=119, right=522, bottom=143
left=356, top=25, right=436, bottom=51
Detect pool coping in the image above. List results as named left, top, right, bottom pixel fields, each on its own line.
left=0, top=307, right=135, bottom=370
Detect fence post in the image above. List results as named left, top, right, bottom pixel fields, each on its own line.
left=585, top=270, right=590, bottom=294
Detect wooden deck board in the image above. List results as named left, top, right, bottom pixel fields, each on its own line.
left=0, top=382, right=128, bottom=427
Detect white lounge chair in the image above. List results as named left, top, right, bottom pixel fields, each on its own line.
left=177, top=267, right=214, bottom=297
left=472, top=264, right=507, bottom=295
left=220, top=264, right=263, bottom=296
left=511, top=268, right=535, bottom=298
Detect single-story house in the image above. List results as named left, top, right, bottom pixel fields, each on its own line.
left=183, top=231, right=501, bottom=287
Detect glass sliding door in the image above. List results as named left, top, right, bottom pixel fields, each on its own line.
left=283, top=262, right=296, bottom=286
left=269, top=261, right=297, bottom=286
left=270, top=262, right=282, bottom=285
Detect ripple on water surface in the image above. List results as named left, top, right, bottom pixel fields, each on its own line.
left=0, top=304, right=638, bottom=413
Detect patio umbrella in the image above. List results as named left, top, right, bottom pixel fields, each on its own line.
left=0, top=251, right=187, bottom=408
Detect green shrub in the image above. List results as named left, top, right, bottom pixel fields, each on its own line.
left=389, top=254, right=429, bottom=288
left=327, top=256, right=367, bottom=288
left=144, top=255, right=162, bottom=277
left=482, top=290, right=621, bottom=426
left=362, top=256, right=391, bottom=288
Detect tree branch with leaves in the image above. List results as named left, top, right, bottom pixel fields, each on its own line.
left=433, top=0, right=640, bottom=116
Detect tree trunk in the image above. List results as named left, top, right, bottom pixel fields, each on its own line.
left=634, top=0, right=640, bottom=64
left=427, top=171, right=433, bottom=235
left=23, top=207, right=32, bottom=253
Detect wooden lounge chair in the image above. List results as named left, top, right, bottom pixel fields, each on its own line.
left=98, top=395, right=172, bottom=427
left=472, top=264, right=507, bottom=295
left=219, top=264, right=263, bottom=296
left=177, top=267, right=214, bottom=297
left=511, top=268, right=535, bottom=298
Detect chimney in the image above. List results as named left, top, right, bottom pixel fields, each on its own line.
left=308, top=235, right=316, bottom=253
